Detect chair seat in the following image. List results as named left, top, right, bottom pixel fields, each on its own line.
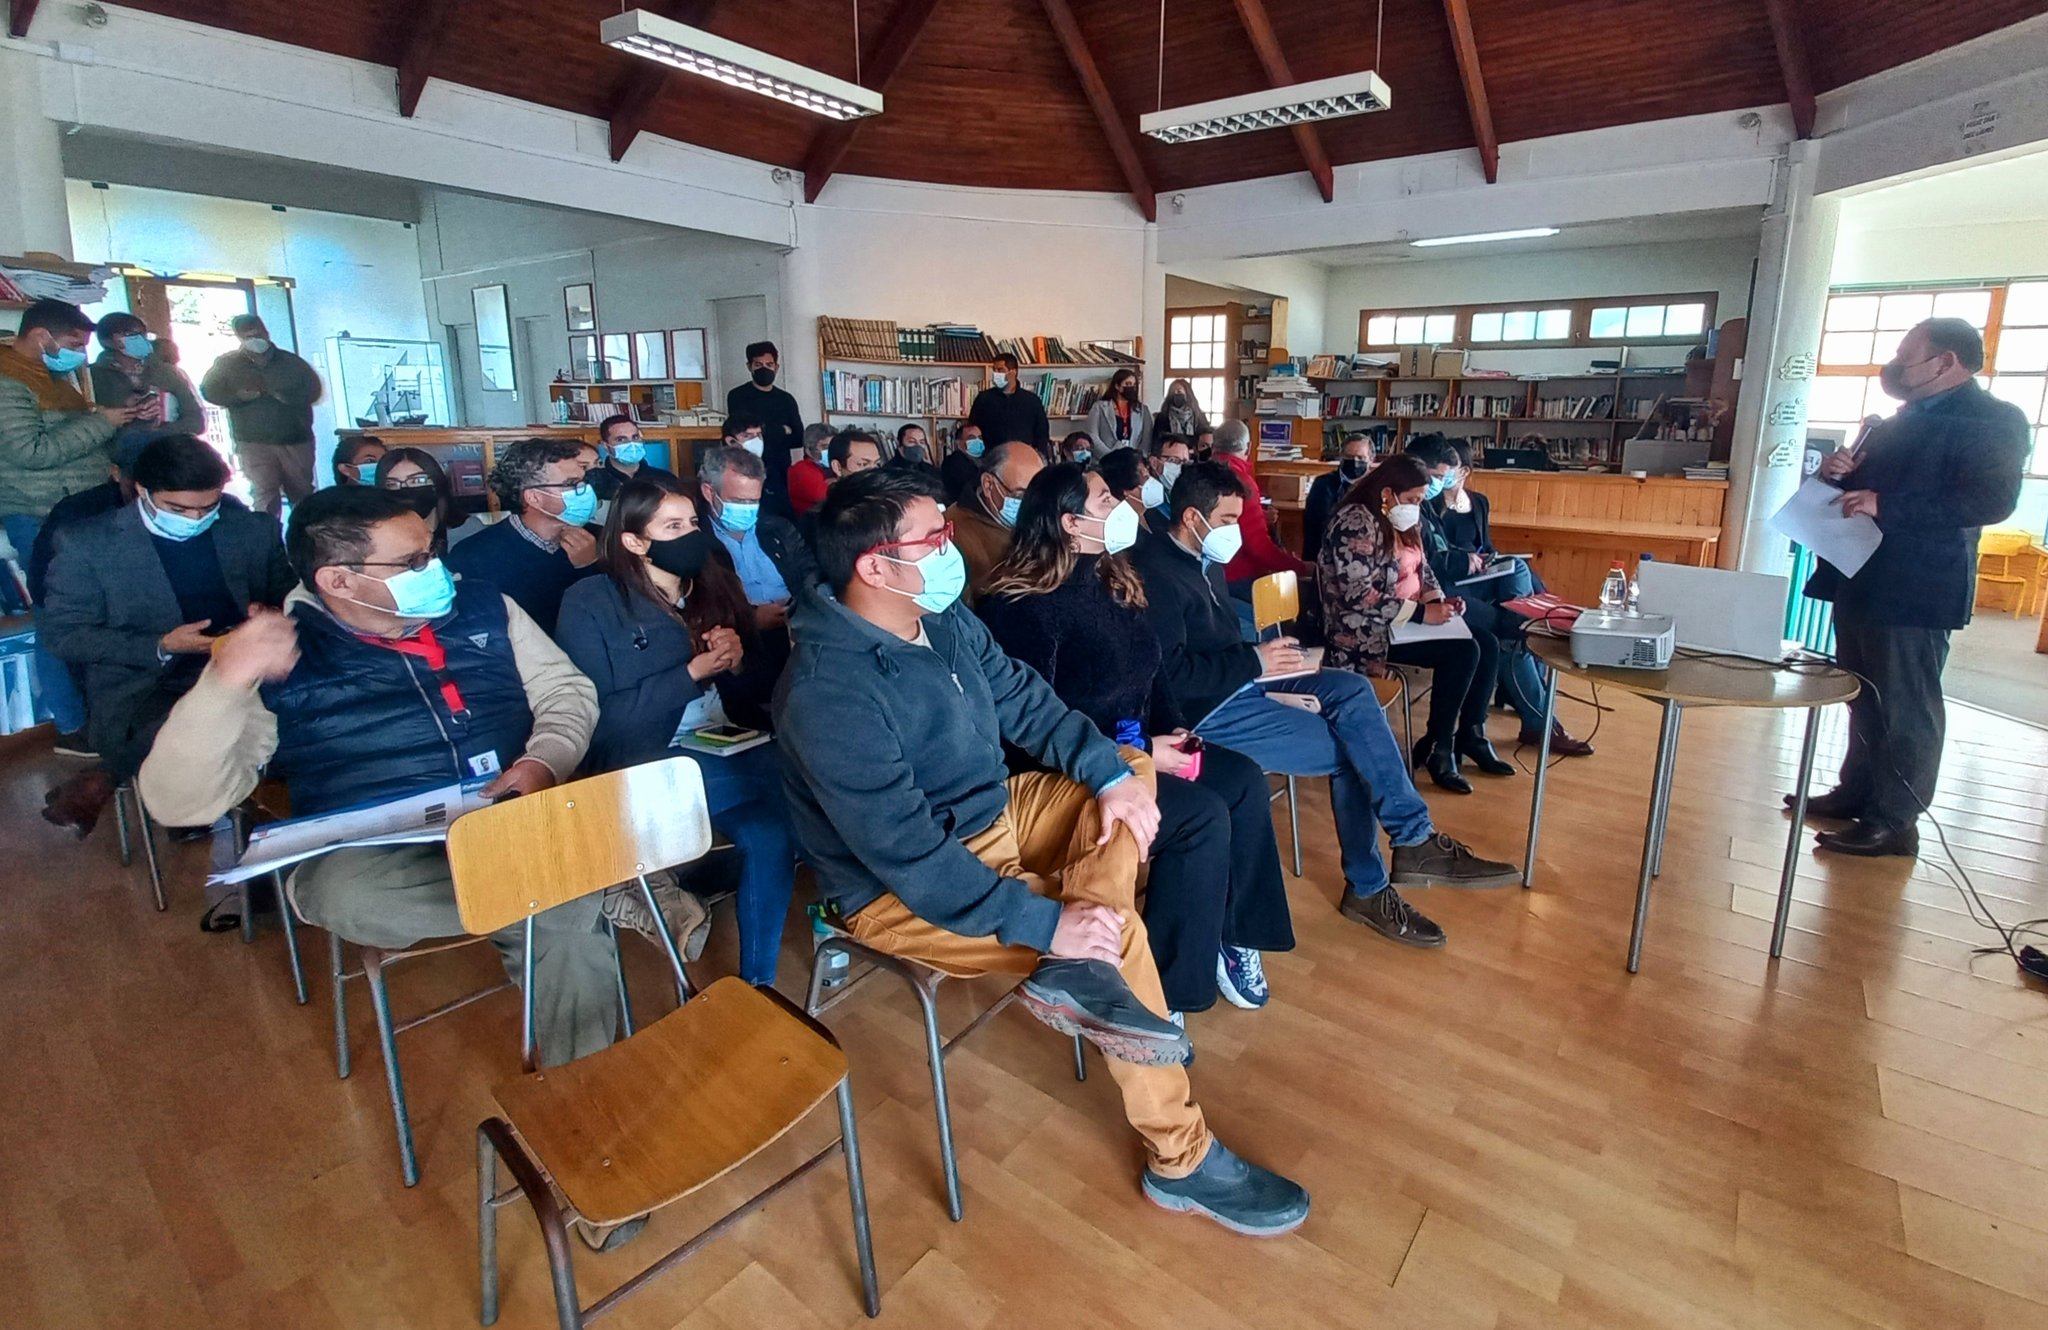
left=492, top=977, right=846, bottom=1226
left=1370, top=676, right=1404, bottom=708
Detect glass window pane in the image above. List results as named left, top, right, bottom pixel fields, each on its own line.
left=1877, top=291, right=1932, bottom=329
left=2033, top=427, right=2047, bottom=475
left=1366, top=315, right=1396, bottom=345
left=1996, top=328, right=2048, bottom=374
left=1874, top=327, right=1909, bottom=366
left=2004, top=281, right=2048, bottom=327
left=1394, top=315, right=1425, bottom=343
left=1194, top=377, right=1225, bottom=419
left=1424, top=313, right=1456, bottom=343
left=1664, top=303, right=1707, bottom=337
left=1860, top=378, right=1894, bottom=419
left=1189, top=342, right=1215, bottom=370
left=1932, top=289, right=1992, bottom=328
left=1825, top=295, right=1879, bottom=332
left=1989, top=375, right=2045, bottom=424
left=1590, top=307, right=1626, bottom=339
left=1807, top=376, right=1870, bottom=424
left=1470, top=312, right=1503, bottom=342
left=1819, top=330, right=1875, bottom=366
left=1536, top=308, right=1573, bottom=340
left=1501, top=310, right=1536, bottom=341
left=1170, top=316, right=1191, bottom=342
left=1626, top=305, right=1665, bottom=338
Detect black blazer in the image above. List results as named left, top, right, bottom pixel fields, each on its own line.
left=1302, top=468, right=1346, bottom=565
left=1422, top=490, right=1494, bottom=590
left=1803, top=380, right=2028, bottom=629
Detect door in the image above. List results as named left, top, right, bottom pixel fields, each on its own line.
left=712, top=295, right=769, bottom=405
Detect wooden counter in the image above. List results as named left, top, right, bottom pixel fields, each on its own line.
left=338, top=425, right=724, bottom=511
left=1479, top=472, right=1726, bottom=604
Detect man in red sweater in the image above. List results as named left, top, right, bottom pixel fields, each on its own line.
left=787, top=423, right=833, bottom=517
left=1213, top=420, right=1311, bottom=598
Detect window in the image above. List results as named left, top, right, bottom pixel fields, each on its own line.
left=1359, top=294, right=1716, bottom=351
left=1587, top=300, right=1707, bottom=342
left=1811, top=280, right=2048, bottom=476
left=1167, top=310, right=1231, bottom=422
left=1469, top=305, right=1573, bottom=344
left=1362, top=309, right=1456, bottom=349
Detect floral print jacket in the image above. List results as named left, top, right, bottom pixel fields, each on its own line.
left=1316, top=503, right=1440, bottom=674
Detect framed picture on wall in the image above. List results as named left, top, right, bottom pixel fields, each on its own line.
left=599, top=333, right=630, bottom=382
left=670, top=327, right=707, bottom=379
left=632, top=331, right=669, bottom=381
left=564, top=283, right=596, bottom=333
left=568, top=334, right=598, bottom=380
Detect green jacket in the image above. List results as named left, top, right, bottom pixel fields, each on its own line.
left=200, top=347, right=323, bottom=446
left=0, top=344, right=116, bottom=519
left=90, top=351, right=204, bottom=436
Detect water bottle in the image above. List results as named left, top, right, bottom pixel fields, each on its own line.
left=808, top=903, right=851, bottom=992
left=1626, top=553, right=1652, bottom=616
left=1599, top=560, right=1629, bottom=613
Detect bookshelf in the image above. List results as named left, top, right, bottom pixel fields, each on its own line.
left=548, top=378, right=705, bottom=425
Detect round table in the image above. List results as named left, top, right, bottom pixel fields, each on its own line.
left=1521, top=633, right=1860, bottom=972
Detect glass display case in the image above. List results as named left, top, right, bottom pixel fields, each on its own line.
left=324, top=335, right=454, bottom=428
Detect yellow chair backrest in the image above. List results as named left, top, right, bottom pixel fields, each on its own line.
left=1980, top=528, right=2032, bottom=557
left=448, top=756, right=714, bottom=937
left=1251, top=571, right=1299, bottom=636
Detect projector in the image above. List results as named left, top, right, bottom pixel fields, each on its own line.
left=1570, top=611, right=1675, bottom=670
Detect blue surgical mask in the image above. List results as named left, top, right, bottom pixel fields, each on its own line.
left=965, top=438, right=985, bottom=458
left=42, top=346, right=87, bottom=375
left=1423, top=473, right=1449, bottom=500
left=553, top=483, right=597, bottom=528
left=1071, top=449, right=1092, bottom=463
left=880, top=542, right=968, bottom=614
left=361, top=559, right=458, bottom=621
left=609, top=440, right=646, bottom=466
left=138, top=495, right=220, bottom=542
left=991, top=371, right=1009, bottom=389
left=353, top=459, right=378, bottom=486
left=120, top=334, right=154, bottom=360
left=718, top=498, right=761, bottom=534
left=999, top=496, right=1022, bottom=527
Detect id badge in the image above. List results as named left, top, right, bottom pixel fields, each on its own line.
left=468, top=751, right=501, bottom=778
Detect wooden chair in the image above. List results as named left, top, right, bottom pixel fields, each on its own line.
left=805, top=925, right=1086, bottom=1224
left=1250, top=572, right=1308, bottom=877
left=1977, top=528, right=2035, bottom=615
left=455, top=757, right=879, bottom=1326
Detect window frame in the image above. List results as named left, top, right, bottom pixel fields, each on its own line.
left=1356, top=292, right=1719, bottom=353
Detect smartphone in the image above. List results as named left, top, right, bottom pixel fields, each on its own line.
left=693, top=723, right=761, bottom=747
left=1173, top=734, right=1205, bottom=782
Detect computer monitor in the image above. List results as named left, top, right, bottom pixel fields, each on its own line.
left=1632, top=562, right=1794, bottom=662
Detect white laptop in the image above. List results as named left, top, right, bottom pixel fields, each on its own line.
left=1632, top=562, right=1797, bottom=663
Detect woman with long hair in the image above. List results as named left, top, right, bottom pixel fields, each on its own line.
left=375, top=446, right=472, bottom=554
left=554, top=474, right=795, bottom=986
left=978, top=464, right=1294, bottom=1015
left=1156, top=377, right=1209, bottom=446
left=1086, top=365, right=1154, bottom=453
left=1316, top=455, right=1512, bottom=794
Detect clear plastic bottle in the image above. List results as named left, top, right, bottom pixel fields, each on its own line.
left=808, top=903, right=851, bottom=991
left=1599, top=560, right=1629, bottom=613
left=1626, top=553, right=1653, bottom=616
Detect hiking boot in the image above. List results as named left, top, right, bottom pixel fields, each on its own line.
left=1339, top=886, right=1446, bottom=948
left=1018, top=958, right=1192, bottom=1066
left=1215, top=946, right=1270, bottom=1009
left=1390, top=832, right=1519, bottom=889
left=601, top=872, right=711, bottom=961
left=1142, top=1140, right=1310, bottom=1237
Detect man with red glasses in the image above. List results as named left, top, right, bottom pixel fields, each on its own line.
left=776, top=468, right=1311, bottom=1238
left=137, top=486, right=620, bottom=1069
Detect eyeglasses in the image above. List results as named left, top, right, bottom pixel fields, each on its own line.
left=382, top=475, right=436, bottom=489
left=528, top=480, right=590, bottom=492
left=348, top=551, right=438, bottom=573
left=865, top=522, right=954, bottom=560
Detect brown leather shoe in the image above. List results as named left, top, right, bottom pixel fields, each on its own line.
left=1518, top=726, right=1594, bottom=758
left=41, top=767, right=117, bottom=840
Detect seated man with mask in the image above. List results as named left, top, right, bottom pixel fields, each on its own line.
left=777, top=467, right=1310, bottom=1237
left=698, top=445, right=811, bottom=727
left=138, top=486, right=615, bottom=1068
left=949, top=440, right=1043, bottom=606
left=445, top=437, right=600, bottom=636
left=787, top=422, right=835, bottom=518
left=586, top=412, right=680, bottom=502
left=1303, top=432, right=1374, bottom=564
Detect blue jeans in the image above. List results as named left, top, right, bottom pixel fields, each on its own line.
left=1461, top=558, right=1551, bottom=732
left=689, top=741, right=796, bottom=985
left=2, top=513, right=86, bottom=735
left=1193, top=670, right=1435, bottom=899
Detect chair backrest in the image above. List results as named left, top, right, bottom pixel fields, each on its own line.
left=1251, top=571, right=1299, bottom=635
left=1979, top=528, right=2031, bottom=557
left=447, top=756, right=714, bottom=937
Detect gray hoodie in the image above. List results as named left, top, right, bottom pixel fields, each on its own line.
left=774, top=585, right=1129, bottom=951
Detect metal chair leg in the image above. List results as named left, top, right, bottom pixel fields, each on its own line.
left=605, top=917, right=636, bottom=1039
left=361, top=947, right=420, bottom=1187
left=835, top=1078, right=882, bottom=1318
left=478, top=1125, right=502, bottom=1327
left=276, top=871, right=307, bottom=1005
left=909, top=971, right=965, bottom=1223
left=239, top=877, right=258, bottom=945
left=480, top=1118, right=581, bottom=1330
left=1285, top=775, right=1303, bottom=878
left=1072, top=1034, right=1087, bottom=1082
left=330, top=932, right=352, bottom=1079
left=114, top=782, right=134, bottom=868
left=134, top=793, right=166, bottom=912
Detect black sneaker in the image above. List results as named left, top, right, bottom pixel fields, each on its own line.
left=52, top=730, right=97, bottom=759
left=1389, top=833, right=1520, bottom=889
left=1339, top=886, right=1446, bottom=948
left=1018, top=959, right=1192, bottom=1067
left=1142, top=1140, right=1310, bottom=1237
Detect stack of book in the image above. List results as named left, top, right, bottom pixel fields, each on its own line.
left=818, top=317, right=901, bottom=361
left=895, top=327, right=938, bottom=361
left=1256, top=372, right=1318, bottom=418
left=1682, top=461, right=1730, bottom=482
left=933, top=325, right=997, bottom=361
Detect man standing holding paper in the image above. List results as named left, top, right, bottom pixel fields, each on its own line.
left=1795, top=318, right=2028, bottom=857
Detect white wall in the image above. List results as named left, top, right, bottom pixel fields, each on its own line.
left=65, top=179, right=431, bottom=468
left=413, top=189, right=786, bottom=427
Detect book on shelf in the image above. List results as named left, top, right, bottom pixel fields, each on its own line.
left=1033, top=376, right=1107, bottom=417
left=1388, top=392, right=1445, bottom=416
left=1322, top=392, right=1379, bottom=418
left=818, top=316, right=902, bottom=361
left=821, top=370, right=975, bottom=418
left=1450, top=393, right=1518, bottom=418
left=1531, top=393, right=1615, bottom=420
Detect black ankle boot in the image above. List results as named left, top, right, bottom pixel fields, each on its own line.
left=1410, top=736, right=1435, bottom=770
left=1454, top=727, right=1515, bottom=777
left=1424, top=745, right=1472, bottom=794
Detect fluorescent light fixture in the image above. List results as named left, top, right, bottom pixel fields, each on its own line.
left=600, top=9, right=882, bottom=122
left=1139, top=70, right=1391, bottom=144
left=1410, top=227, right=1562, bottom=248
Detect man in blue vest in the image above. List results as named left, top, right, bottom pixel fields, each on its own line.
left=138, top=487, right=615, bottom=1066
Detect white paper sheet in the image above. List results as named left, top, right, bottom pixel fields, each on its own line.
left=210, top=778, right=497, bottom=885
left=1391, top=615, right=1474, bottom=645
left=1768, top=477, right=1883, bottom=579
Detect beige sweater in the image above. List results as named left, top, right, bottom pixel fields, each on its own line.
left=138, top=589, right=598, bottom=826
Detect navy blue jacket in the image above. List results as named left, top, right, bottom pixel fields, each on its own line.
left=773, top=587, right=1129, bottom=950
left=262, top=582, right=533, bottom=814
left=1803, top=381, right=2028, bottom=630
left=555, top=575, right=719, bottom=774
left=1130, top=529, right=1262, bottom=724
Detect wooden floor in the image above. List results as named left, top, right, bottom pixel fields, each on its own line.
left=4, top=692, right=2048, bottom=1330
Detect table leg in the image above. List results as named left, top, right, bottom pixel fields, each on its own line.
left=1520, top=666, right=1561, bottom=889
left=1771, top=705, right=1825, bottom=959
left=1629, top=701, right=1684, bottom=974
left=1650, top=708, right=1681, bottom=879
